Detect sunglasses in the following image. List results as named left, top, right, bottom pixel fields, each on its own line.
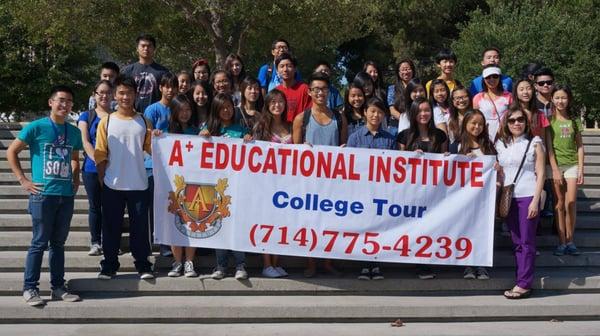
left=536, top=80, right=554, bottom=86
left=485, top=74, right=500, bottom=80
left=507, top=116, right=526, bottom=124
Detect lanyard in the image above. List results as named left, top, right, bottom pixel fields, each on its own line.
left=48, top=117, right=68, bottom=146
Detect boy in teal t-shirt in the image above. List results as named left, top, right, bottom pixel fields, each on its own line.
left=7, top=85, right=83, bottom=306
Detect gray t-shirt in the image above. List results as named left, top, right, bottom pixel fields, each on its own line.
left=121, top=62, right=169, bottom=113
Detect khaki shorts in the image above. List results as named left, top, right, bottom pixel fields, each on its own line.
left=546, top=165, right=578, bottom=180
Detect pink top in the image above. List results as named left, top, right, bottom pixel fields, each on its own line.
left=270, top=133, right=292, bottom=144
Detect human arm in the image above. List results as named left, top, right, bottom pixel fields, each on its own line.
left=545, top=126, right=563, bottom=185
left=292, top=113, right=304, bottom=144
left=77, top=115, right=96, bottom=162
left=576, top=128, right=585, bottom=185
left=94, top=117, right=109, bottom=186
left=528, top=141, right=546, bottom=219
left=7, top=139, right=41, bottom=194
left=71, top=150, right=80, bottom=193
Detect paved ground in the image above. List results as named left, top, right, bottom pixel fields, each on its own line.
left=2, top=322, right=600, bottom=336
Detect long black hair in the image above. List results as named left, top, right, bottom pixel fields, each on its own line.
left=404, top=98, right=443, bottom=152
left=342, top=82, right=366, bottom=124
left=187, top=80, right=213, bottom=127
left=252, top=89, right=290, bottom=141
left=394, top=58, right=416, bottom=102
left=206, top=93, right=235, bottom=136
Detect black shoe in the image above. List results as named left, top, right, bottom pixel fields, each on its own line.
left=371, top=267, right=384, bottom=280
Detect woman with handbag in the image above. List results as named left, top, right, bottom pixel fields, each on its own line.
left=495, top=107, right=545, bottom=299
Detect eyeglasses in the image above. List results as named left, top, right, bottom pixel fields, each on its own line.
left=453, top=96, right=469, bottom=101
left=536, top=80, right=554, bottom=86
left=485, top=74, right=500, bottom=80
left=273, top=45, right=289, bottom=51
left=52, top=98, right=73, bottom=105
left=310, top=87, right=329, bottom=94
left=507, top=116, right=526, bottom=124
left=95, top=91, right=112, bottom=97
left=214, top=80, right=229, bottom=86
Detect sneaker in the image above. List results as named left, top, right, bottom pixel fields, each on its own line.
left=139, top=272, right=154, bottom=280
left=463, top=267, right=476, bottom=279
left=88, top=244, right=103, bottom=256
left=23, top=289, right=45, bottom=306
left=536, top=250, right=541, bottom=256
left=51, top=287, right=81, bottom=302
left=358, top=268, right=371, bottom=280
left=97, top=270, right=114, bottom=280
left=566, top=243, right=581, bottom=256
left=476, top=267, right=490, bottom=280
left=417, top=267, right=436, bottom=280
left=275, top=266, right=288, bottom=277
left=262, top=266, right=281, bottom=278
left=553, top=244, right=567, bottom=256
left=168, top=262, right=183, bottom=277
left=235, top=265, right=249, bottom=280
left=184, top=261, right=198, bottom=277
left=211, top=268, right=225, bottom=280
left=371, top=267, right=384, bottom=280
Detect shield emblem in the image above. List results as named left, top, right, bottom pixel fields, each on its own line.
left=180, top=184, right=217, bottom=221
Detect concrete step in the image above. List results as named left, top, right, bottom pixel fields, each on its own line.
left=0, top=199, right=89, bottom=213
left=1, top=268, right=600, bottom=295
left=583, top=135, right=600, bottom=145
left=0, top=185, right=87, bottom=198
left=3, top=229, right=600, bottom=251
left=1, top=249, right=600, bottom=272
left=578, top=200, right=600, bottom=213
left=4, top=322, right=600, bottom=336
left=0, top=150, right=29, bottom=159
left=0, top=214, right=108, bottom=231
left=1, top=293, right=600, bottom=323
left=579, top=187, right=600, bottom=198
left=586, top=145, right=600, bottom=154
left=583, top=176, right=600, bottom=187
left=0, top=160, right=30, bottom=171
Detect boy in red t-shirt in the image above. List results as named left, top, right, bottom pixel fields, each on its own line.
left=275, top=53, right=311, bottom=122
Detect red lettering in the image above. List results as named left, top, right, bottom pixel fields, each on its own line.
left=368, top=155, right=375, bottom=181
left=168, top=140, right=183, bottom=166
left=331, top=153, right=347, bottom=179
left=458, top=161, right=470, bottom=186
left=393, top=156, right=406, bottom=183
left=262, top=148, right=278, bottom=174
left=215, top=143, right=229, bottom=169
left=248, top=145, right=262, bottom=173
left=376, top=156, right=391, bottom=182
left=421, top=158, right=428, bottom=184
left=278, top=148, right=291, bottom=175
left=231, top=144, right=247, bottom=171
left=429, top=159, right=442, bottom=186
left=316, top=152, right=332, bottom=178
left=348, top=154, right=361, bottom=180
left=299, top=150, right=315, bottom=176
left=408, top=157, right=422, bottom=184
left=443, top=160, right=456, bottom=185
left=471, top=161, right=484, bottom=187
left=199, top=142, right=214, bottom=169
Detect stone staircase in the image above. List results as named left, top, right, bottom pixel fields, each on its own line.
left=0, top=123, right=599, bottom=327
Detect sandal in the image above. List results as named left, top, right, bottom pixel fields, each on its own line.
left=503, top=289, right=532, bottom=299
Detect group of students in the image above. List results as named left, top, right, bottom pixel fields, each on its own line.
left=8, top=34, right=585, bottom=306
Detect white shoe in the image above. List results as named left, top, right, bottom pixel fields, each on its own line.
left=275, top=266, right=288, bottom=277
left=235, top=265, right=248, bottom=280
left=211, top=268, right=225, bottom=280
left=184, top=261, right=198, bottom=277
left=139, top=272, right=154, bottom=280
left=262, top=266, right=281, bottom=278
left=168, top=262, right=183, bottom=277
left=88, top=244, right=102, bottom=256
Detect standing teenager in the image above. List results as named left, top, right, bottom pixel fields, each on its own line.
left=8, top=85, right=83, bottom=306
left=388, top=59, right=416, bottom=132
left=292, top=72, right=348, bottom=277
left=275, top=53, right=312, bottom=123
left=425, top=49, right=461, bottom=95
left=121, top=34, right=169, bottom=114
left=95, top=76, right=154, bottom=280
left=252, top=89, right=292, bottom=278
left=342, top=83, right=367, bottom=137
left=78, top=80, right=114, bottom=256
left=533, top=67, right=555, bottom=118
left=546, top=85, right=585, bottom=256
left=496, top=107, right=545, bottom=299
left=257, top=39, right=301, bottom=95
left=192, top=58, right=211, bottom=82
left=429, top=78, right=452, bottom=133
left=314, top=61, right=344, bottom=111
left=469, top=47, right=513, bottom=96
left=224, top=53, right=246, bottom=105
left=88, top=62, right=119, bottom=111
left=177, top=70, right=191, bottom=94
left=473, top=65, right=513, bottom=142
left=447, top=85, right=472, bottom=145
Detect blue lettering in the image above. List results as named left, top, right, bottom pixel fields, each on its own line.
left=272, top=191, right=289, bottom=208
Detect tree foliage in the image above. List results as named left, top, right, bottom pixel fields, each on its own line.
left=452, top=0, right=600, bottom=120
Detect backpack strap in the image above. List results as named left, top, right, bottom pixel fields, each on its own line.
left=301, top=108, right=343, bottom=145
left=266, top=63, right=273, bottom=87
left=301, top=108, right=312, bottom=143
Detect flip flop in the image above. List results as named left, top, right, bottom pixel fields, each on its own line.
left=503, top=289, right=532, bottom=299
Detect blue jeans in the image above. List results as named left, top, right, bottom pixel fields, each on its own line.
left=100, top=185, right=152, bottom=273
left=23, top=194, right=74, bottom=291
left=215, top=250, right=245, bottom=269
left=82, top=172, right=102, bottom=245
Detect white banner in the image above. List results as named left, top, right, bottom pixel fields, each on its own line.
left=153, top=134, right=497, bottom=266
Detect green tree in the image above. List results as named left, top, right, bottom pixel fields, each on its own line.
left=452, top=0, right=600, bottom=122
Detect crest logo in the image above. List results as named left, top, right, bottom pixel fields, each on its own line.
left=168, top=175, right=231, bottom=238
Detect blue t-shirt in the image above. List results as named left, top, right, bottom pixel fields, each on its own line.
left=77, top=111, right=102, bottom=173
left=327, top=85, right=344, bottom=111
left=469, top=74, right=513, bottom=97
left=347, top=126, right=396, bottom=150
left=18, top=117, right=83, bottom=196
left=257, top=62, right=302, bottom=92
left=144, top=101, right=171, bottom=170
left=201, top=124, right=248, bottom=138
